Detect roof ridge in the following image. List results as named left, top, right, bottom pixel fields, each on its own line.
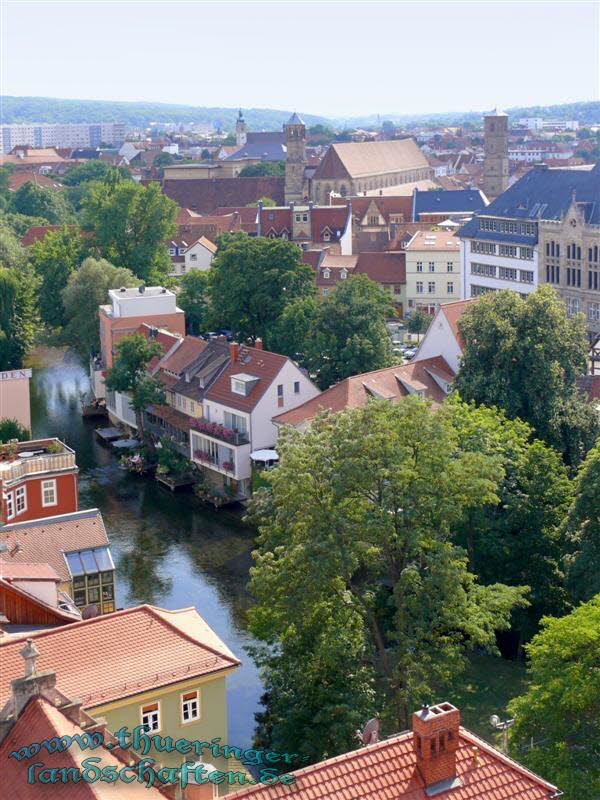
left=1, top=508, right=100, bottom=532
left=146, top=605, right=241, bottom=666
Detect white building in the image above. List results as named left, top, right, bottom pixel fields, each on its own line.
left=518, top=118, right=579, bottom=132
left=412, top=298, right=476, bottom=373
left=168, top=235, right=217, bottom=277
left=1, top=122, right=125, bottom=153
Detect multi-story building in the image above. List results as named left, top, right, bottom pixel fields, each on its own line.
left=167, top=233, right=217, bottom=276
left=411, top=188, right=487, bottom=223
left=458, top=162, right=600, bottom=301
left=1, top=122, right=125, bottom=153
left=404, top=229, right=461, bottom=313
left=0, top=368, right=32, bottom=431
left=518, top=117, right=579, bottom=132
left=482, top=110, right=509, bottom=200
left=538, top=190, right=600, bottom=338
left=257, top=202, right=353, bottom=254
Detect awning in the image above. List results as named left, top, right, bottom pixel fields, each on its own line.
left=250, top=449, right=279, bottom=462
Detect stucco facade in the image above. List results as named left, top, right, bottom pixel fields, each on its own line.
left=0, top=369, right=32, bottom=431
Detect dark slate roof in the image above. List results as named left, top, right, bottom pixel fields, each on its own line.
left=287, top=112, right=304, bottom=125
left=225, top=131, right=286, bottom=162
left=412, top=188, right=487, bottom=220
left=459, top=163, right=600, bottom=240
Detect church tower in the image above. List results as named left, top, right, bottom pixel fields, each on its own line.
left=235, top=109, right=247, bottom=148
left=284, top=112, right=307, bottom=203
left=483, top=109, right=509, bottom=200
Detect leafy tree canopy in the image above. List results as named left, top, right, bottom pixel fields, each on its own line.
left=238, top=162, right=285, bottom=177
left=61, top=161, right=130, bottom=186
left=0, top=418, right=31, bottom=443
left=0, top=266, right=39, bottom=370
left=11, top=182, right=75, bottom=224
left=177, top=270, right=209, bottom=335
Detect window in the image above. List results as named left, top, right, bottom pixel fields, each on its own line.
left=471, top=262, right=497, bottom=277
left=224, top=411, right=247, bottom=434
left=322, top=287, right=329, bottom=295
left=190, top=254, right=197, bottom=262
left=428, top=281, right=435, bottom=294
left=141, top=702, right=160, bottom=733
left=499, top=244, right=518, bottom=258
left=393, top=284, right=403, bottom=294
left=447, top=262, right=454, bottom=272
left=588, top=302, right=600, bottom=322
left=447, top=281, right=454, bottom=294
left=589, top=271, right=599, bottom=291
left=181, top=690, right=200, bottom=723
left=520, top=247, right=533, bottom=260
left=295, top=214, right=301, bottom=222
left=471, top=241, right=496, bottom=255
left=6, top=492, right=14, bottom=520
left=302, top=214, right=308, bottom=223
left=567, top=297, right=581, bottom=316
left=416, top=261, right=423, bottom=272
left=277, top=384, right=284, bottom=408
left=416, top=281, right=423, bottom=294
left=428, top=262, right=435, bottom=272
left=41, top=479, right=57, bottom=507
left=340, top=269, right=348, bottom=279
left=232, top=379, right=246, bottom=395
left=294, top=381, right=300, bottom=394
left=323, top=232, right=331, bottom=242
left=520, top=270, right=534, bottom=283
left=168, top=247, right=176, bottom=256
left=499, top=266, right=518, bottom=281
left=15, top=486, right=26, bottom=514
left=322, top=268, right=330, bottom=279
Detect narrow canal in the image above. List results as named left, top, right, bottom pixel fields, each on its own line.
left=29, top=347, right=263, bottom=750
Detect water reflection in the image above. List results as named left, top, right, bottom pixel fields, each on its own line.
left=29, top=348, right=263, bottom=748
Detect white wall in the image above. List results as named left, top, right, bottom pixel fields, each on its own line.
left=461, top=239, right=538, bottom=299
left=110, top=290, right=177, bottom=318
left=412, top=308, right=463, bottom=373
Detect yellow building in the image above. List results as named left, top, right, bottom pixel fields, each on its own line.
left=404, top=229, right=461, bottom=314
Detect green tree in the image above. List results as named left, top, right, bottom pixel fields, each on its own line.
left=30, top=226, right=87, bottom=328
left=104, top=333, right=165, bottom=443
left=11, top=182, right=74, bottom=224
left=564, top=442, right=600, bottom=604
left=508, top=596, right=600, bottom=799
left=61, top=161, right=129, bottom=186
left=0, top=266, right=39, bottom=369
left=177, top=270, right=209, bottom=335
left=153, top=152, right=175, bottom=168
left=207, top=233, right=315, bottom=343
left=305, top=274, right=393, bottom=388
left=449, top=397, right=572, bottom=646
left=0, top=211, right=51, bottom=238
left=61, top=257, right=137, bottom=356
left=238, top=162, right=285, bottom=177
left=247, top=196, right=276, bottom=208
left=82, top=181, right=177, bottom=279
left=407, top=309, right=432, bottom=335
left=454, top=286, right=597, bottom=465
left=247, top=399, right=527, bottom=759
left=0, top=223, right=28, bottom=269
left=269, top=295, right=319, bottom=358
left=0, top=418, right=31, bottom=443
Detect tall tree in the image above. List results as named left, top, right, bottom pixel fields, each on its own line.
left=247, top=399, right=527, bottom=760
left=207, top=233, right=315, bottom=343
left=177, top=270, right=209, bottom=335
left=61, top=257, right=137, bottom=356
left=508, top=596, right=600, bottom=800
left=82, top=180, right=177, bottom=280
left=104, top=333, right=165, bottom=442
left=30, top=226, right=87, bottom=328
left=0, top=266, right=39, bottom=370
left=11, top=182, right=74, bottom=224
left=61, top=161, right=129, bottom=186
left=305, top=274, right=393, bottom=388
left=0, top=222, right=28, bottom=269
left=564, top=442, right=600, bottom=604
left=454, top=286, right=598, bottom=465
left=269, top=294, right=319, bottom=359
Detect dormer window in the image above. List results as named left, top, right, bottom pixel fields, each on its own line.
left=232, top=379, right=246, bottom=395
left=341, top=269, right=348, bottom=279
left=168, top=247, right=176, bottom=255
left=323, top=268, right=330, bottom=279
left=323, top=231, right=331, bottom=242
left=230, top=373, right=258, bottom=396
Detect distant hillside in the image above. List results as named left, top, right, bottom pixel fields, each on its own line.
left=335, top=101, right=600, bottom=128
left=0, top=96, right=329, bottom=131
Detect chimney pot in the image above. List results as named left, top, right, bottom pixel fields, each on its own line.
left=229, top=341, right=240, bottom=362
left=412, top=702, right=461, bottom=791
left=254, top=338, right=263, bottom=350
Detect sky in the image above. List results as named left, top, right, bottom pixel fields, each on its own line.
left=1, top=0, right=599, bottom=119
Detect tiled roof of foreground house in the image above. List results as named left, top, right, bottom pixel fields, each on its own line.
left=273, top=356, right=455, bottom=427
left=0, top=604, right=240, bottom=710
left=227, top=703, right=558, bottom=800
left=0, top=509, right=110, bottom=585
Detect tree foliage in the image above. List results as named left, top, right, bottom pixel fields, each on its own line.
left=177, top=270, right=209, bottom=335
left=247, top=399, right=527, bottom=760
left=508, top=596, right=600, bottom=799
left=30, top=226, right=87, bottom=327
left=407, top=309, right=432, bottom=335
left=82, top=180, right=177, bottom=279
left=11, top=182, right=74, bottom=224
left=564, top=442, right=600, bottom=604
left=238, top=162, right=285, bottom=177
left=0, top=418, right=31, bottom=443
left=270, top=295, right=319, bottom=359
left=0, top=266, right=39, bottom=370
left=0, top=222, right=28, bottom=269
left=61, top=257, right=137, bottom=356
left=454, top=286, right=598, bottom=465
left=61, top=161, right=129, bottom=186
left=207, top=233, right=315, bottom=343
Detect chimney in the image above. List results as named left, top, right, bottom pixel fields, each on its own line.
left=254, top=337, right=263, bottom=350
left=412, top=702, right=461, bottom=794
left=229, top=342, right=240, bottom=362
left=9, top=639, right=58, bottom=718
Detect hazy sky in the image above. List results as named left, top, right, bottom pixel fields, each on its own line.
left=1, top=0, right=598, bottom=118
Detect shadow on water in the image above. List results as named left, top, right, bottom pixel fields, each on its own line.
left=29, top=347, right=263, bottom=748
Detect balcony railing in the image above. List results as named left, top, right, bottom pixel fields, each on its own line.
left=0, top=440, right=76, bottom=484
left=190, top=418, right=249, bottom=446
left=193, top=450, right=235, bottom=473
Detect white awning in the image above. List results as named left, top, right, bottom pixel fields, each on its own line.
left=250, top=449, right=279, bottom=462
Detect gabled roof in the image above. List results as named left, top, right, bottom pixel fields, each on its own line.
left=163, top=176, right=285, bottom=214
left=0, top=604, right=240, bottom=710
left=8, top=170, right=64, bottom=192
left=156, top=335, right=208, bottom=376
left=226, top=726, right=557, bottom=800
left=273, top=356, right=455, bottom=426
left=0, top=575, right=80, bottom=625
left=413, top=188, right=487, bottom=219
left=313, top=139, right=429, bottom=180
left=225, top=131, right=286, bottom=162
left=355, top=251, right=406, bottom=283
left=205, top=345, right=291, bottom=413
left=0, top=509, right=110, bottom=585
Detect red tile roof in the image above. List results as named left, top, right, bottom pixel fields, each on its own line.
left=0, top=604, right=240, bottom=710
left=206, top=345, right=289, bottom=413
left=313, top=139, right=429, bottom=181
left=8, top=170, right=64, bottom=191
left=355, top=251, right=406, bottom=284
left=273, top=356, right=455, bottom=426
left=333, top=195, right=413, bottom=223
left=162, top=177, right=285, bottom=214
left=157, top=335, right=208, bottom=375
left=438, top=298, right=478, bottom=349
left=226, top=727, right=557, bottom=800
left=0, top=510, right=110, bottom=584
left=20, top=225, right=69, bottom=247
left=0, top=562, right=60, bottom=581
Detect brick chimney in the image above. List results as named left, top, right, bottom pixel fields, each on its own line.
left=412, top=702, right=461, bottom=793
left=254, top=337, right=263, bottom=350
left=229, top=341, right=240, bottom=362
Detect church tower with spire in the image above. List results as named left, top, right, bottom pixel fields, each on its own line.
left=284, top=112, right=307, bottom=203
left=235, top=109, right=247, bottom=148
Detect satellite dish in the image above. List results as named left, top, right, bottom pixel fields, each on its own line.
left=490, top=715, right=500, bottom=728
left=360, top=718, right=380, bottom=745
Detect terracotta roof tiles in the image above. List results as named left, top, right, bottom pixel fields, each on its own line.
left=206, top=345, right=289, bottom=413
left=313, top=139, right=429, bottom=181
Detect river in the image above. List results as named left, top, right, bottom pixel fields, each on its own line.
left=29, top=347, right=263, bottom=749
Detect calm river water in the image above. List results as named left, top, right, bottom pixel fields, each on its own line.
left=29, top=348, right=263, bottom=749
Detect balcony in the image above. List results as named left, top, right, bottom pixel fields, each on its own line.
left=0, top=439, right=77, bottom=485
left=190, top=418, right=249, bottom=446
left=190, top=430, right=251, bottom=481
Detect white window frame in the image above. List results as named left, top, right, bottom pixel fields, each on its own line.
left=232, top=379, right=246, bottom=395
left=141, top=701, right=161, bottom=733
left=181, top=689, right=200, bottom=724
left=6, top=492, right=15, bottom=520
left=168, top=247, right=176, bottom=256
left=41, top=479, right=57, bottom=508
left=15, top=486, right=27, bottom=515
